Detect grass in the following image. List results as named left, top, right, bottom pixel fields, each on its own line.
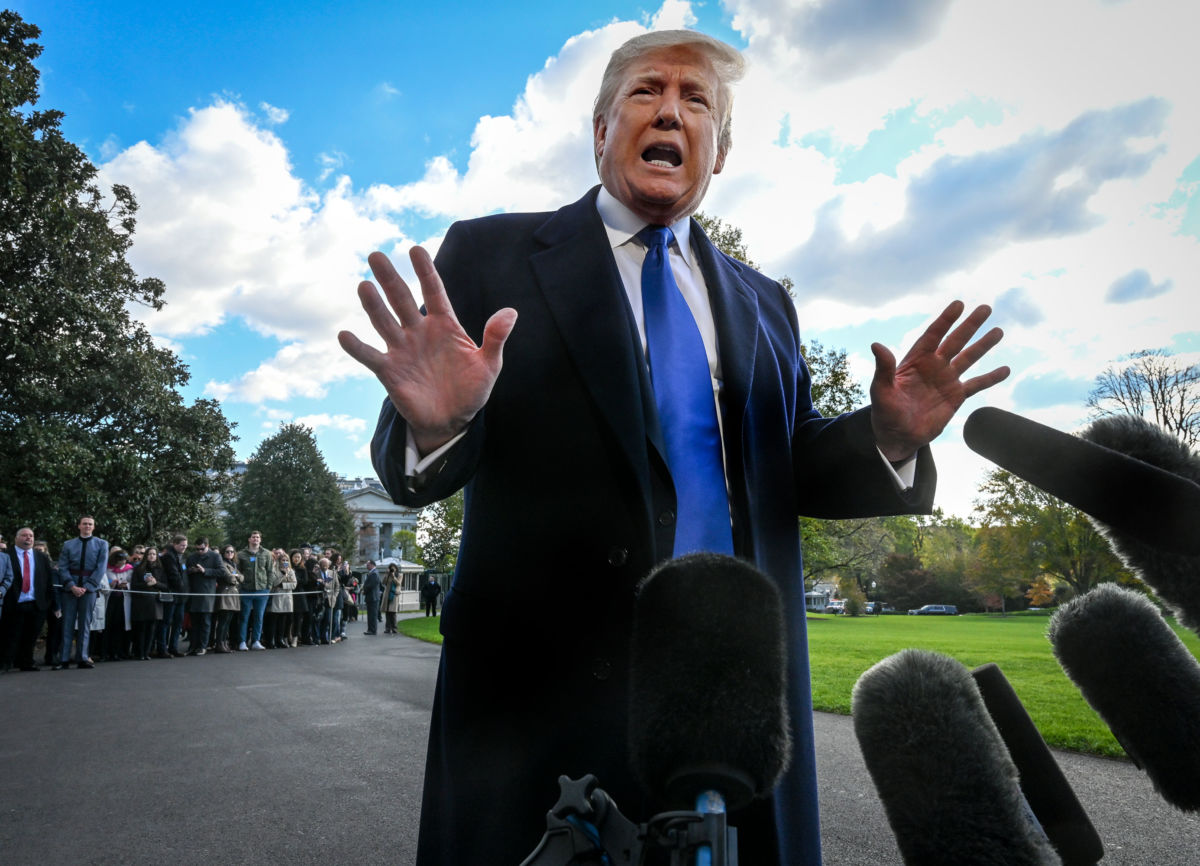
left=397, top=615, right=443, bottom=643
left=396, top=608, right=1200, bottom=758
left=807, top=612, right=1200, bottom=757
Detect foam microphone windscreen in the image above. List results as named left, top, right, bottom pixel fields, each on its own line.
left=1048, top=583, right=1200, bottom=811
left=971, top=663, right=1103, bottom=866
left=853, top=650, right=1063, bottom=866
left=629, top=553, right=792, bottom=811
left=963, top=407, right=1200, bottom=557
left=1079, top=415, right=1200, bottom=634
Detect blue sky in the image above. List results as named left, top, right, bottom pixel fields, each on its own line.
left=15, top=0, right=1200, bottom=519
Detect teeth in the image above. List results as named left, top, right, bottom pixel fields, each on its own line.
left=648, top=159, right=674, bottom=168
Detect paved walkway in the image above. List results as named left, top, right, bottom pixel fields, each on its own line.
left=2, top=622, right=1196, bottom=864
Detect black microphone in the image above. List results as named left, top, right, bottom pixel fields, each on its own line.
left=963, top=407, right=1200, bottom=556
left=1078, top=414, right=1200, bottom=634
left=971, top=663, right=1103, bottom=866
left=853, top=649, right=1063, bottom=865
left=1048, top=582, right=1200, bottom=811
left=629, top=553, right=792, bottom=813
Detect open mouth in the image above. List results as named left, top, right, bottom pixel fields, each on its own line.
left=642, top=145, right=682, bottom=168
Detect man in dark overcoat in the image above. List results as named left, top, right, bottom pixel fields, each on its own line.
left=340, top=29, right=1009, bottom=865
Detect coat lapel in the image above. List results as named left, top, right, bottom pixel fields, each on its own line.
left=529, top=187, right=657, bottom=521
left=690, top=221, right=762, bottom=553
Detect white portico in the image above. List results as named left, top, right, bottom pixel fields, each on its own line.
left=341, top=481, right=420, bottom=564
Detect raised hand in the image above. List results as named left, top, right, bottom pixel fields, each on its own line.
left=869, top=301, right=1010, bottom=462
left=337, top=247, right=518, bottom=455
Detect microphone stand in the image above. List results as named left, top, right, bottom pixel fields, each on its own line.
left=520, top=774, right=738, bottom=866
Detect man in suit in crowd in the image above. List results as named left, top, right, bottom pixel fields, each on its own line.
left=160, top=534, right=189, bottom=657
left=339, top=29, right=1008, bottom=866
left=56, top=516, right=109, bottom=670
left=185, top=537, right=223, bottom=656
left=1, top=527, right=57, bottom=671
left=361, top=560, right=381, bottom=635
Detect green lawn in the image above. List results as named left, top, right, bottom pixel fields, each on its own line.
left=807, top=612, right=1200, bottom=757
left=397, top=615, right=443, bottom=643
left=398, top=609, right=1200, bottom=758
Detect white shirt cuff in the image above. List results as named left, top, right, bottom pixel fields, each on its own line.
left=877, top=446, right=917, bottom=491
left=406, top=427, right=468, bottom=477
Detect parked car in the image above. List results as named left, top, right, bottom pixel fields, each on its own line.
left=824, top=600, right=845, bottom=614
left=864, top=601, right=892, bottom=615
left=907, top=604, right=960, bottom=616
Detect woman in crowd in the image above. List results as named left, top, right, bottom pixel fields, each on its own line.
left=288, top=549, right=309, bottom=647
left=104, top=546, right=134, bottom=661
left=381, top=563, right=403, bottom=634
left=214, top=544, right=243, bottom=653
left=129, top=546, right=164, bottom=660
left=326, top=551, right=345, bottom=642
left=266, top=548, right=296, bottom=649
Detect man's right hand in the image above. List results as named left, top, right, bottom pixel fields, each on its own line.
left=337, top=246, right=518, bottom=456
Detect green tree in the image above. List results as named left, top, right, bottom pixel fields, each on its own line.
left=967, top=524, right=1034, bottom=614
left=224, top=424, right=355, bottom=552
left=876, top=552, right=937, bottom=612
left=974, top=468, right=1128, bottom=598
left=392, top=528, right=422, bottom=563
left=0, top=12, right=235, bottom=545
left=417, top=489, right=464, bottom=573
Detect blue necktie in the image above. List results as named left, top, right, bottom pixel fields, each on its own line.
left=638, top=225, right=733, bottom=556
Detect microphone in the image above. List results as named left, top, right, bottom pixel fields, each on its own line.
left=963, top=407, right=1200, bottom=557
left=852, top=649, right=1063, bottom=865
left=1078, top=414, right=1200, bottom=634
left=971, top=663, right=1103, bottom=866
left=629, top=553, right=792, bottom=813
left=1048, top=582, right=1200, bottom=811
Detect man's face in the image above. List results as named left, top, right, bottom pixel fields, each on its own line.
left=15, top=528, right=34, bottom=550
left=249, top=532, right=261, bottom=549
left=78, top=518, right=95, bottom=537
left=196, top=541, right=209, bottom=553
left=174, top=538, right=188, bottom=554
left=594, top=46, right=725, bottom=226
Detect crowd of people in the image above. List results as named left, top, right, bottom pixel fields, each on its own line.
left=0, top=517, right=425, bottom=672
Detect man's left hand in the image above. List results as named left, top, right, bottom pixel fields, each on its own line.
left=869, top=300, right=1009, bottom=463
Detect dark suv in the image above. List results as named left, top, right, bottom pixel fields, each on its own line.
left=907, top=604, right=959, bottom=616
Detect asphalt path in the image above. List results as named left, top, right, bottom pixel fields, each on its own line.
left=2, top=621, right=1197, bottom=864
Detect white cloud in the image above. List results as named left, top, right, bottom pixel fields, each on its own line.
left=260, top=102, right=290, bottom=125
left=95, top=0, right=1200, bottom=517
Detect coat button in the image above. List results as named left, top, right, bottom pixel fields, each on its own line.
left=607, top=547, right=628, bottom=567
left=591, top=657, right=612, bottom=681
left=657, top=510, right=675, bottom=527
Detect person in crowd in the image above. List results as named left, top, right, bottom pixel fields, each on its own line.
left=287, top=549, right=309, bottom=647
left=326, top=550, right=346, bottom=642
left=56, top=516, right=109, bottom=670
left=213, top=544, right=243, bottom=653
left=129, top=546, right=164, bottom=660
left=0, top=538, right=12, bottom=668
left=343, top=567, right=360, bottom=625
left=338, top=28, right=1009, bottom=865
left=315, top=557, right=339, bottom=644
left=381, top=563, right=402, bottom=634
left=89, top=551, right=116, bottom=663
left=37, top=539, right=62, bottom=667
left=266, top=548, right=296, bottom=649
left=159, top=534, right=188, bottom=658
left=361, top=560, right=381, bottom=635
left=236, top=530, right=276, bottom=651
left=2, top=527, right=56, bottom=672
left=103, top=547, right=134, bottom=661
left=185, top=537, right=223, bottom=657
left=420, top=574, right=442, bottom=618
